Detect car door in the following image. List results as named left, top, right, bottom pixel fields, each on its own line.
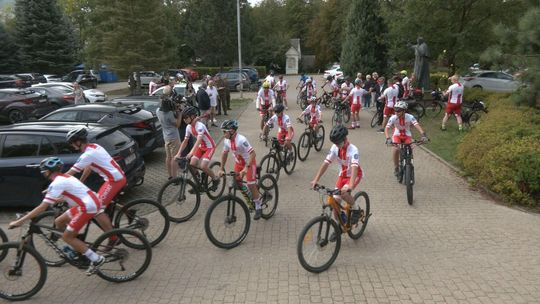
left=0, top=134, right=55, bottom=207
left=495, top=72, right=517, bottom=92
left=42, top=109, right=79, bottom=121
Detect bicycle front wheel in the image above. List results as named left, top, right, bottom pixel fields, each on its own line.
left=29, top=211, right=68, bottom=267
left=282, top=143, right=297, bottom=175
left=205, top=195, right=250, bottom=249
left=0, top=227, right=7, bottom=262
left=92, top=228, right=152, bottom=283
left=259, top=153, right=281, bottom=181
left=405, top=164, right=414, bottom=205
left=205, top=161, right=227, bottom=200
left=467, top=111, right=481, bottom=127
left=297, top=132, right=311, bottom=161
left=343, top=108, right=351, bottom=123
left=332, top=112, right=341, bottom=127
left=114, top=199, right=170, bottom=248
left=347, top=191, right=371, bottom=240
left=370, top=111, right=379, bottom=128
left=314, top=125, right=325, bottom=152
left=259, top=174, right=279, bottom=219
left=297, top=216, right=341, bottom=273
left=0, top=242, right=47, bottom=301
left=157, top=177, right=201, bottom=223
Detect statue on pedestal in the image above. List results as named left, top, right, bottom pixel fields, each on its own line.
left=411, top=37, right=430, bottom=90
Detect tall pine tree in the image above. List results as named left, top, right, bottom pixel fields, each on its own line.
left=340, top=0, right=388, bottom=77
left=0, top=22, right=19, bottom=73
left=14, top=0, right=78, bottom=73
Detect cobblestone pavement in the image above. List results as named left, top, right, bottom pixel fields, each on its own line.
left=1, top=75, right=539, bottom=303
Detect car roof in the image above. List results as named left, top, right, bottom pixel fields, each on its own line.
left=0, top=88, right=26, bottom=93
left=0, top=121, right=116, bottom=137
left=54, top=104, right=137, bottom=112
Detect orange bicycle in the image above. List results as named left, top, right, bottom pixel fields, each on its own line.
left=297, top=184, right=370, bottom=273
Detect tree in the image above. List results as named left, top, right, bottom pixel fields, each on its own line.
left=340, top=0, right=388, bottom=77
left=14, top=0, right=78, bottom=73
left=0, top=22, right=19, bottom=73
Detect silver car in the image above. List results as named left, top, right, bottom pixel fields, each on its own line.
left=460, top=71, right=519, bottom=93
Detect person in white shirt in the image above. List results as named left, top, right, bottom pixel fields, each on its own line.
left=442, top=75, right=464, bottom=131
left=346, top=79, right=369, bottom=129
left=265, top=71, right=275, bottom=88
left=379, top=79, right=400, bottom=133
left=273, top=75, right=289, bottom=110
left=400, top=70, right=410, bottom=99
left=256, top=81, right=276, bottom=134
left=206, top=80, right=219, bottom=127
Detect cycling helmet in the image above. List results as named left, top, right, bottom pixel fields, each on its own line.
left=220, top=120, right=238, bottom=131
left=182, top=106, right=198, bottom=117
left=262, top=81, right=270, bottom=89
left=326, top=75, right=333, bottom=81
left=329, top=125, right=348, bottom=145
left=40, top=157, right=64, bottom=173
left=306, top=78, right=312, bottom=83
left=400, top=70, right=407, bottom=75
left=273, top=104, right=285, bottom=113
left=66, top=127, right=88, bottom=143
left=395, top=101, right=408, bottom=110
left=310, top=95, right=317, bottom=102
left=354, top=79, right=361, bottom=85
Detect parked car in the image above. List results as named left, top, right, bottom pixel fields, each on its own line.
left=15, top=73, right=47, bottom=84
left=0, top=88, right=55, bottom=124
left=229, top=67, right=259, bottom=84
left=62, top=70, right=98, bottom=88
left=181, top=68, right=199, bottom=81
left=129, top=71, right=161, bottom=88
left=33, top=82, right=107, bottom=103
left=110, top=96, right=161, bottom=115
left=460, top=71, right=520, bottom=93
left=30, top=86, right=75, bottom=108
left=43, top=74, right=63, bottom=82
left=150, top=83, right=201, bottom=98
left=215, top=72, right=250, bottom=91
left=163, top=69, right=192, bottom=82
left=323, top=65, right=343, bottom=79
left=40, top=104, right=163, bottom=156
left=0, top=75, right=29, bottom=89
left=0, top=122, right=145, bottom=207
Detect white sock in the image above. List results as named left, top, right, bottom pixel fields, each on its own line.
left=84, top=249, right=101, bottom=262
left=352, top=202, right=360, bottom=210
left=254, top=199, right=262, bottom=210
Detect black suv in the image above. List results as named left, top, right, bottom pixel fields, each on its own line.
left=62, top=70, right=98, bottom=88
left=0, top=122, right=145, bottom=207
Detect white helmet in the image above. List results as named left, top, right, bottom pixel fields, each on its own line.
left=306, top=78, right=312, bottom=83
left=395, top=101, right=408, bottom=110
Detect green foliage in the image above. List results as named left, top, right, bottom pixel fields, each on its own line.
left=14, top=0, right=78, bottom=73
left=340, top=0, right=388, bottom=77
left=285, top=0, right=321, bottom=54
left=457, top=95, right=540, bottom=205
left=0, top=21, right=19, bottom=72
left=429, top=72, right=450, bottom=90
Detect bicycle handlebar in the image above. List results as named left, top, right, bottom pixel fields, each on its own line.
left=312, top=184, right=349, bottom=195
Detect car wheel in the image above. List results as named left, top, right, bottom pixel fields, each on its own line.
left=472, top=85, right=482, bottom=90
left=235, top=83, right=241, bottom=92
left=8, top=109, right=27, bottom=124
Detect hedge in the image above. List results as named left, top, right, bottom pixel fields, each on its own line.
left=193, top=66, right=267, bottom=79
left=456, top=95, right=540, bottom=206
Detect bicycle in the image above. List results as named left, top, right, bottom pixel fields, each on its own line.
left=461, top=99, right=488, bottom=127
left=331, top=98, right=351, bottom=127
left=0, top=227, right=7, bottom=262
left=0, top=216, right=152, bottom=301
left=424, top=89, right=445, bottom=118
left=297, top=184, right=371, bottom=273
left=390, top=139, right=427, bottom=205
left=204, top=171, right=278, bottom=249
left=276, top=90, right=284, bottom=105
left=297, top=116, right=325, bottom=161
left=31, top=196, right=169, bottom=266
left=370, top=102, right=384, bottom=128
left=260, top=108, right=273, bottom=147
left=404, top=99, right=426, bottom=121
left=319, top=90, right=333, bottom=108
left=258, top=136, right=297, bottom=181
left=157, top=157, right=226, bottom=223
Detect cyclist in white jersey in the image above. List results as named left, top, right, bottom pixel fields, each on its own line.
left=262, top=104, right=294, bottom=152
left=256, top=81, right=276, bottom=135
left=9, top=157, right=106, bottom=275
left=219, top=120, right=264, bottom=220
left=297, top=95, right=323, bottom=133
left=273, top=75, right=289, bottom=110
left=442, top=75, right=464, bottom=131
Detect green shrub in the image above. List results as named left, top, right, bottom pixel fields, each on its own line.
left=430, top=72, right=450, bottom=89
left=457, top=95, right=540, bottom=206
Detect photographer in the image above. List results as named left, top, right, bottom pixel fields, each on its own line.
left=156, top=86, right=181, bottom=180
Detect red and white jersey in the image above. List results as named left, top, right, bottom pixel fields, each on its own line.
left=387, top=113, right=418, bottom=137
left=340, top=82, right=353, bottom=98
left=275, top=80, right=288, bottom=92
left=43, top=174, right=100, bottom=213
left=301, top=104, right=322, bottom=121
left=186, top=121, right=216, bottom=149
left=302, top=84, right=317, bottom=98
left=265, top=75, right=275, bottom=87
left=348, top=87, right=368, bottom=105
left=382, top=85, right=399, bottom=108
left=266, top=114, right=292, bottom=131
left=324, top=142, right=360, bottom=178
left=71, top=143, right=125, bottom=182
left=223, top=133, right=254, bottom=166
left=401, top=76, right=410, bottom=90
left=447, top=83, right=464, bottom=104
left=257, top=89, right=275, bottom=108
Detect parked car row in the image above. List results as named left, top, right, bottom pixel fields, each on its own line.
left=0, top=89, right=56, bottom=124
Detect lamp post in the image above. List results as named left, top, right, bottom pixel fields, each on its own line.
left=237, top=0, right=243, bottom=98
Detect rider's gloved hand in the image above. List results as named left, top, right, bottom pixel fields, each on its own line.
left=385, top=138, right=392, bottom=145
left=421, top=133, right=429, bottom=142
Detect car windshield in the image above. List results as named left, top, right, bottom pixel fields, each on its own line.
left=95, top=130, right=132, bottom=151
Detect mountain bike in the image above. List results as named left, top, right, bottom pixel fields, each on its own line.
left=370, top=103, right=384, bottom=128
left=297, top=117, right=325, bottom=161
left=204, top=171, right=278, bottom=249
left=297, top=91, right=307, bottom=110
left=276, top=90, right=284, bottom=105
left=424, top=89, right=445, bottom=118
left=462, top=99, right=488, bottom=127
left=405, top=99, right=426, bottom=121
left=259, top=136, right=297, bottom=181
left=260, top=108, right=273, bottom=147
left=0, top=216, right=152, bottom=301
left=0, top=227, right=8, bottom=262
left=297, top=185, right=370, bottom=273
left=390, top=139, right=427, bottom=205
left=319, top=90, right=333, bottom=108
left=31, top=196, right=168, bottom=267
left=157, top=157, right=226, bottom=223
left=331, top=99, right=351, bottom=127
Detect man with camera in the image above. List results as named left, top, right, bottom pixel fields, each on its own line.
left=156, top=86, right=181, bottom=180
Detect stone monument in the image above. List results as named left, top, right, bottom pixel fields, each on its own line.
left=411, top=37, right=430, bottom=90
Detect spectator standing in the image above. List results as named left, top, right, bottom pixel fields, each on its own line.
left=355, top=73, right=363, bottom=86
left=185, top=81, right=196, bottom=107
left=363, top=75, right=375, bottom=109
left=148, top=78, right=160, bottom=95
left=441, top=75, right=464, bottom=131
left=128, top=73, right=136, bottom=96
left=206, top=80, right=219, bottom=126
left=215, top=75, right=228, bottom=116
left=401, top=70, right=410, bottom=99
left=196, top=82, right=211, bottom=126
left=73, top=82, right=85, bottom=105
left=156, top=86, right=181, bottom=179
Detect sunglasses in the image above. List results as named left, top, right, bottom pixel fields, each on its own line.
left=395, top=109, right=405, bottom=113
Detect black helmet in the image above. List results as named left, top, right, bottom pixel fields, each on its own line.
left=326, top=75, right=333, bottom=81
left=182, top=106, right=198, bottom=117
left=329, top=125, right=348, bottom=145
left=273, top=104, right=285, bottom=113
left=39, top=157, right=64, bottom=173
left=66, top=127, right=88, bottom=143
left=220, top=120, right=238, bottom=131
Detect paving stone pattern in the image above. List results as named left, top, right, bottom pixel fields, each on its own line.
left=1, top=75, right=539, bottom=303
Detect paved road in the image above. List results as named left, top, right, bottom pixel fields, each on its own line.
left=1, top=75, right=539, bottom=303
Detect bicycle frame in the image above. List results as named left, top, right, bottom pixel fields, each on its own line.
left=223, top=172, right=256, bottom=210
left=315, top=187, right=353, bottom=233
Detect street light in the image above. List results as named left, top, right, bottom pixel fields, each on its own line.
left=237, top=0, right=243, bottom=98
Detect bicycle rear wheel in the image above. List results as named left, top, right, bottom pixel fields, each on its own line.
left=30, top=211, right=68, bottom=267
left=314, top=126, right=325, bottom=152
left=405, top=164, right=414, bottom=205
left=370, top=111, right=379, bottom=128
left=297, top=215, right=341, bottom=273
left=259, top=153, right=281, bottom=181
left=0, top=242, right=47, bottom=301
left=332, top=112, right=342, bottom=127
left=467, top=111, right=481, bottom=127
left=92, top=228, right=152, bottom=283
left=259, top=174, right=279, bottom=219
left=205, top=195, right=250, bottom=249
left=347, top=191, right=371, bottom=240
left=297, top=132, right=311, bottom=161
left=114, top=199, right=170, bottom=248
left=343, top=108, right=351, bottom=123
left=0, top=227, right=7, bottom=262
left=282, top=143, right=297, bottom=175
left=157, top=177, right=201, bottom=223
left=425, top=101, right=443, bottom=118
